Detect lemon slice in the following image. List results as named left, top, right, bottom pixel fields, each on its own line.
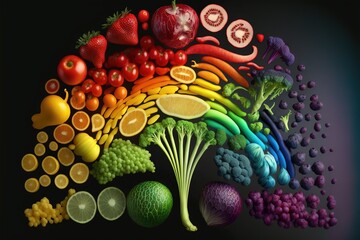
left=54, top=174, right=69, bottom=189
left=39, top=174, right=51, bottom=187
left=36, top=131, right=49, bottom=143
left=97, top=186, right=126, bottom=221
left=91, top=113, right=105, bottom=132
left=42, top=155, right=60, bottom=175
left=34, top=143, right=46, bottom=156
left=57, top=147, right=75, bottom=166
left=72, top=111, right=90, bottom=131
left=156, top=94, right=210, bottom=119
left=119, top=108, right=147, bottom=137
left=24, top=177, right=40, bottom=193
left=66, top=191, right=97, bottom=224
left=69, top=162, right=89, bottom=184
left=21, top=153, right=38, bottom=172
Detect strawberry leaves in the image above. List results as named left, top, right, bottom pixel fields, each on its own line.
left=76, top=31, right=107, bottom=69
left=102, top=8, right=139, bottom=46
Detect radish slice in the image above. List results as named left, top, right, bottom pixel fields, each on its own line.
left=226, top=19, right=254, bottom=48
left=200, top=4, right=228, bottom=32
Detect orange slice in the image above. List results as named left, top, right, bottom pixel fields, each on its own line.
left=36, top=131, right=49, bottom=143
left=156, top=94, right=210, bottom=119
left=91, top=113, right=105, bottom=132
left=70, top=95, right=86, bottom=110
left=71, top=111, right=90, bottom=131
left=42, top=155, right=60, bottom=175
left=21, top=153, right=38, bottom=172
left=45, top=78, right=60, bottom=94
left=24, top=177, right=40, bottom=193
left=34, top=143, right=46, bottom=156
left=54, top=174, right=69, bottom=189
left=53, top=123, right=75, bottom=144
left=39, top=174, right=51, bottom=187
left=119, top=108, right=147, bottom=137
left=49, top=141, right=59, bottom=151
left=69, top=162, right=89, bottom=184
left=170, top=65, right=196, bottom=83
left=57, top=146, right=75, bottom=166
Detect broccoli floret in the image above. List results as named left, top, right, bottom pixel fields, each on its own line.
left=263, top=102, right=275, bottom=115
left=263, top=127, right=271, bottom=135
left=138, top=117, right=216, bottom=232
left=215, top=128, right=227, bottom=146
left=279, top=110, right=292, bottom=132
left=249, top=121, right=264, bottom=132
left=91, top=138, right=155, bottom=184
left=222, top=82, right=247, bottom=97
left=228, top=134, right=247, bottom=151
left=247, top=111, right=260, bottom=122
left=232, top=93, right=251, bottom=109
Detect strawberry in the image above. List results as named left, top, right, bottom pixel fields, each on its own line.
left=102, top=8, right=138, bottom=45
left=76, top=31, right=107, bottom=69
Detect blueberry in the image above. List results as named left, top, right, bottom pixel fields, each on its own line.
left=297, top=64, right=306, bottom=71
left=296, top=74, right=303, bottom=82
left=288, top=90, right=298, bottom=98
left=307, top=80, right=316, bottom=88
left=299, top=83, right=307, bottom=91
left=297, top=94, right=306, bottom=102
left=311, top=161, right=325, bottom=174
left=309, top=148, right=318, bottom=158
left=279, top=100, right=288, bottom=109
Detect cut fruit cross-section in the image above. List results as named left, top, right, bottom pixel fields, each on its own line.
left=69, top=162, right=89, bottom=184
left=170, top=66, right=196, bottom=84
left=24, top=177, right=40, bottom=193
left=34, top=143, right=46, bottom=156
left=119, top=108, right=147, bottom=137
left=54, top=174, right=69, bottom=189
left=91, top=113, right=105, bottom=132
left=156, top=94, right=210, bottom=119
left=39, top=174, right=51, bottom=187
left=53, top=123, right=75, bottom=144
left=41, top=155, right=60, bottom=175
left=72, top=110, right=90, bottom=131
left=36, top=131, right=49, bottom=143
left=57, top=147, right=75, bottom=166
left=97, top=186, right=126, bottom=221
left=21, top=153, right=38, bottom=172
left=66, top=191, right=97, bottom=224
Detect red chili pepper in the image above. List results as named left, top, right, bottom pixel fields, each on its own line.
left=155, top=67, right=170, bottom=76
left=196, top=36, right=220, bottom=46
left=185, top=44, right=258, bottom=63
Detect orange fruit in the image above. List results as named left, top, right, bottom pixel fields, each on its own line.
left=24, top=177, right=40, bottom=193
left=34, top=143, right=46, bottom=156
left=70, top=95, right=86, bottom=110
left=53, top=123, right=75, bottom=144
left=156, top=94, right=210, bottom=119
left=119, top=108, right=147, bottom=137
left=21, top=153, right=38, bottom=172
left=91, top=113, right=105, bottom=132
left=54, top=174, right=69, bottom=189
left=114, top=86, right=128, bottom=100
left=39, top=174, right=51, bottom=187
left=71, top=110, right=90, bottom=131
left=69, top=162, right=89, bottom=184
left=103, top=93, right=117, bottom=108
left=36, top=131, right=49, bottom=143
left=170, top=65, right=196, bottom=83
left=48, top=141, right=59, bottom=151
left=57, top=146, right=75, bottom=166
left=41, top=155, right=60, bottom=175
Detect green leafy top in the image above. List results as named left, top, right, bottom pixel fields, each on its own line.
left=75, top=30, right=100, bottom=48
left=102, top=8, right=131, bottom=28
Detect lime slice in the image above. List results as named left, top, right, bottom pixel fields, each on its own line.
left=97, top=186, right=126, bottom=221
left=66, top=191, right=97, bottom=224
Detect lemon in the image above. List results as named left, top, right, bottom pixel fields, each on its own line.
left=97, top=186, right=126, bottom=221
left=66, top=191, right=97, bottom=224
left=119, top=108, right=147, bottom=137
left=156, top=94, right=210, bottom=119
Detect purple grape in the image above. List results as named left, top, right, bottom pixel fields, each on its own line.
left=289, top=178, right=300, bottom=189
left=314, top=113, right=322, bottom=120
left=314, top=122, right=322, bottom=132
left=320, top=190, right=326, bottom=195
left=292, top=152, right=306, bottom=166
left=294, top=111, right=303, bottom=122
left=279, top=99, right=288, bottom=109
left=285, top=68, right=291, bottom=74
left=297, top=94, right=306, bottom=102
left=310, top=132, right=316, bottom=139
left=321, top=133, right=327, bottom=138
left=291, top=122, right=298, bottom=128
left=299, top=83, right=307, bottom=91
left=300, top=127, right=307, bottom=133
left=327, top=199, right=336, bottom=210
left=309, top=148, right=318, bottom=158
left=296, top=74, right=303, bottom=82
left=331, top=178, right=336, bottom=184
left=274, top=65, right=283, bottom=71
left=310, top=101, right=323, bottom=111
left=329, top=217, right=337, bottom=226
left=325, top=122, right=331, bottom=128
left=311, top=161, right=325, bottom=174
left=328, top=165, right=334, bottom=171
left=300, top=136, right=311, bottom=147
left=297, top=64, right=306, bottom=71
left=299, top=164, right=311, bottom=175
left=288, top=90, right=298, bottom=98
left=314, top=175, right=326, bottom=188
left=306, top=194, right=320, bottom=209
left=307, top=80, right=316, bottom=88
left=329, top=148, right=334, bottom=152
left=293, top=102, right=305, bottom=111
left=305, top=113, right=312, bottom=121
left=310, top=94, right=318, bottom=102
left=320, top=146, right=326, bottom=153
left=300, top=176, right=314, bottom=190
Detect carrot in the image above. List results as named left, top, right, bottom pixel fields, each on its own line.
left=141, top=80, right=179, bottom=93
left=191, top=60, right=228, bottom=82
left=196, top=36, right=220, bottom=46
left=133, top=74, right=154, bottom=85
left=155, top=67, right=170, bottom=76
left=131, top=75, right=171, bottom=94
left=185, top=44, right=258, bottom=63
left=201, top=56, right=249, bottom=88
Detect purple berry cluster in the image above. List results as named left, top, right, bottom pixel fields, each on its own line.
left=245, top=189, right=337, bottom=229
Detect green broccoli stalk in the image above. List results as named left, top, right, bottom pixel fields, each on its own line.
left=222, top=82, right=248, bottom=97
left=231, top=93, right=251, bottom=109
left=279, top=110, right=292, bottom=132
left=250, top=69, right=293, bottom=114
left=139, top=117, right=216, bottom=232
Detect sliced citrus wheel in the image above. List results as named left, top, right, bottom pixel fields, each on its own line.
left=36, top=131, right=49, bottom=143
left=66, top=191, right=97, bottom=224
left=53, top=123, right=75, bottom=144
left=97, top=186, right=126, bottom=221
left=21, top=153, right=38, bottom=172
left=91, top=113, right=105, bottom=132
left=119, top=108, right=147, bottom=137
left=48, top=141, right=59, bottom=151
left=45, top=78, right=60, bottom=94
left=39, top=174, right=51, bottom=187
left=34, top=143, right=46, bottom=156
left=57, top=146, right=75, bottom=166
left=70, top=95, right=86, bottom=110
left=24, top=177, right=40, bottom=193
left=41, top=155, right=60, bottom=175
left=170, top=65, right=196, bottom=83
left=71, top=111, right=90, bottom=131
left=156, top=94, right=210, bottom=119
left=69, top=162, right=89, bottom=184
left=54, top=174, right=69, bottom=189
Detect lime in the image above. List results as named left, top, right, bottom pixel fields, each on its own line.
left=66, top=191, right=97, bottom=224
left=97, top=186, right=126, bottom=221
left=126, top=181, right=173, bottom=228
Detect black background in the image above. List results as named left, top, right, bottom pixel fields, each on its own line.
left=1, top=0, right=359, bottom=239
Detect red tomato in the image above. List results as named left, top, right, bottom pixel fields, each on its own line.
left=149, top=47, right=159, bottom=60
left=81, top=79, right=95, bottom=93
left=121, top=62, right=139, bottom=82
left=106, top=52, right=129, bottom=69
left=171, top=50, right=188, bottom=66
left=91, top=83, right=103, bottom=97
left=155, top=51, right=169, bottom=67
left=138, top=9, right=150, bottom=23
left=57, top=55, right=87, bottom=86
left=88, top=68, right=107, bottom=85
left=165, top=49, right=174, bottom=62
left=139, top=61, right=155, bottom=77
left=140, top=35, right=155, bottom=51
left=134, top=49, right=149, bottom=65
left=107, top=69, right=124, bottom=87
left=85, top=93, right=99, bottom=111
left=72, top=89, right=86, bottom=104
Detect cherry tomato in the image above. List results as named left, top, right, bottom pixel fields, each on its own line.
left=106, top=52, right=129, bottom=69
left=81, top=79, right=95, bottom=93
left=139, top=61, right=155, bottom=77
left=102, top=93, right=117, bottom=108
left=91, top=83, right=103, bottom=97
left=141, top=22, right=149, bottom=31
left=138, top=9, right=150, bottom=23
left=155, top=51, right=169, bottom=67
left=165, top=49, right=174, bottom=62
left=85, top=93, right=99, bottom=111
left=134, top=49, right=149, bottom=65
left=140, top=35, right=155, bottom=51
left=72, top=89, right=86, bottom=105
left=114, top=86, right=128, bottom=100
left=171, top=50, right=188, bottom=66
left=107, top=69, right=124, bottom=87
left=88, top=68, right=107, bottom=85
left=121, top=62, right=139, bottom=82
left=149, top=47, right=159, bottom=60
left=57, top=55, right=87, bottom=86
